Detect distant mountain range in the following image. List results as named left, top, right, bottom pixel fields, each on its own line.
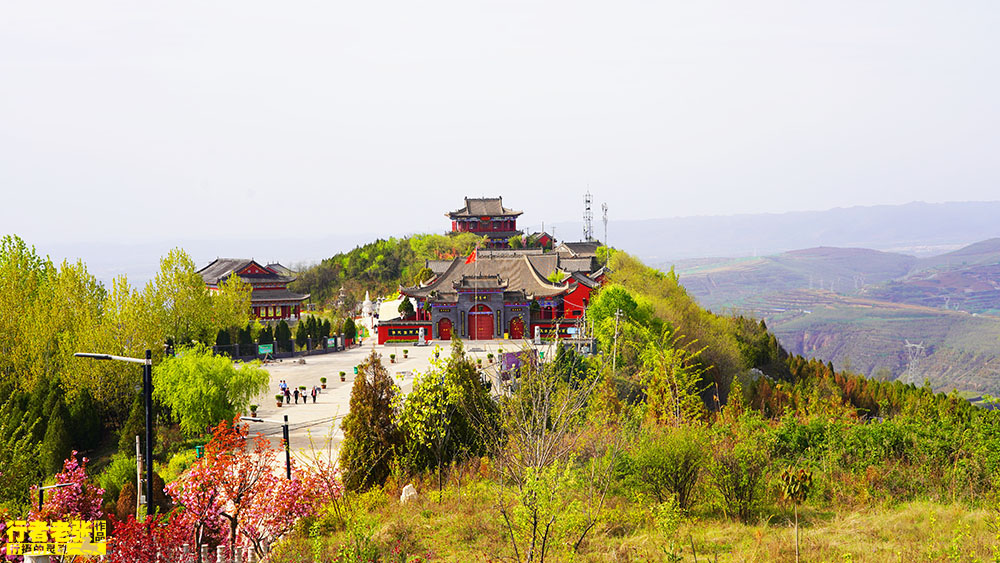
left=552, top=200, right=1000, bottom=262
left=674, top=239, right=1000, bottom=396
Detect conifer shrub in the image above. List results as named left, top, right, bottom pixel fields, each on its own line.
left=275, top=320, right=293, bottom=352
left=41, top=401, right=73, bottom=475
left=295, top=320, right=309, bottom=350
left=339, top=351, right=401, bottom=491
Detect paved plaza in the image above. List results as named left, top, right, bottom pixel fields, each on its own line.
left=246, top=339, right=561, bottom=459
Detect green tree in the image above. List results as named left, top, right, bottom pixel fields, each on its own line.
left=0, top=386, right=42, bottom=511
left=153, top=344, right=270, bottom=436
left=398, top=338, right=498, bottom=493
left=149, top=248, right=214, bottom=346
left=397, top=298, right=415, bottom=318
left=238, top=323, right=254, bottom=356
left=41, top=401, right=72, bottom=475
left=305, top=315, right=319, bottom=340
left=320, top=319, right=332, bottom=340
left=67, top=387, right=102, bottom=453
left=117, top=396, right=149, bottom=455
left=275, top=320, right=292, bottom=352
left=640, top=327, right=709, bottom=426
left=620, top=425, right=707, bottom=510
left=258, top=325, right=274, bottom=345
left=339, top=350, right=401, bottom=491
left=508, top=235, right=523, bottom=249
left=343, top=317, right=357, bottom=342
left=216, top=328, right=231, bottom=347
left=295, top=321, right=308, bottom=350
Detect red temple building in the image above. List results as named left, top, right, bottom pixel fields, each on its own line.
left=448, top=197, right=523, bottom=249
left=198, top=259, right=309, bottom=321
left=377, top=197, right=604, bottom=343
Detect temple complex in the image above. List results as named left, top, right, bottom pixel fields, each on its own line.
left=198, top=259, right=309, bottom=321
left=377, top=197, right=605, bottom=343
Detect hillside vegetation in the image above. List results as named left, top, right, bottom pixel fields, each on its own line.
left=3, top=238, right=999, bottom=562
left=262, top=249, right=1000, bottom=562
left=675, top=240, right=1000, bottom=394
left=290, top=233, right=483, bottom=310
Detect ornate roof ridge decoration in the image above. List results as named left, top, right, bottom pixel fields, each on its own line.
left=401, top=253, right=568, bottom=300
left=446, top=196, right=524, bottom=219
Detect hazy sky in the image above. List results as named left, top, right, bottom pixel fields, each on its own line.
left=2, top=1, right=998, bottom=246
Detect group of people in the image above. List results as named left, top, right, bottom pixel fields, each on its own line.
left=278, top=379, right=320, bottom=404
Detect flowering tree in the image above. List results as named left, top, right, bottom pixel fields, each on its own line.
left=238, top=472, right=319, bottom=556
left=31, top=451, right=104, bottom=521
left=105, top=514, right=189, bottom=563
left=164, top=461, right=227, bottom=551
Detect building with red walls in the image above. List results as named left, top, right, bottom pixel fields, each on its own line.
left=448, top=197, right=524, bottom=249
left=198, top=259, right=309, bottom=321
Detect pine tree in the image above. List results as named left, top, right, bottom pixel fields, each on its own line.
left=41, top=401, right=72, bottom=475
left=339, top=350, right=401, bottom=491
left=306, top=315, right=318, bottom=339
left=343, top=317, right=357, bottom=343
left=118, top=396, right=147, bottom=455
left=238, top=323, right=254, bottom=356
left=216, top=328, right=231, bottom=347
left=258, top=325, right=274, bottom=345
left=294, top=321, right=308, bottom=350
left=68, top=387, right=102, bottom=453
left=321, top=319, right=332, bottom=339
left=275, top=320, right=292, bottom=352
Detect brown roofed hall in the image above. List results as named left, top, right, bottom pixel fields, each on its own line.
left=447, top=197, right=523, bottom=219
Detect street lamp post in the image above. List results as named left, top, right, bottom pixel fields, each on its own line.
left=75, top=350, right=153, bottom=513
left=241, top=415, right=291, bottom=480
left=37, top=482, right=73, bottom=511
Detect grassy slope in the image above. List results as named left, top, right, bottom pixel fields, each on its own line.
left=280, top=475, right=996, bottom=563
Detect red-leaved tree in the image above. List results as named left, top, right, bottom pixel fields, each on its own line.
left=31, top=451, right=104, bottom=521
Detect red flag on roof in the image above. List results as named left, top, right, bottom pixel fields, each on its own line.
left=465, top=248, right=477, bottom=264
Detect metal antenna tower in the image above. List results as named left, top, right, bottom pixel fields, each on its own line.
left=904, top=340, right=926, bottom=381
left=601, top=202, right=608, bottom=245
left=583, top=191, right=594, bottom=242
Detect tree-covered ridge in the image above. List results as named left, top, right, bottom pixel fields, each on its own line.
left=590, top=249, right=788, bottom=413
left=0, top=235, right=254, bottom=512
left=290, top=233, right=484, bottom=309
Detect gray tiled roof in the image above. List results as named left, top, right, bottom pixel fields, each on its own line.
left=250, top=287, right=310, bottom=304
left=554, top=241, right=602, bottom=258
left=570, top=271, right=601, bottom=289
left=403, top=254, right=567, bottom=301
left=558, top=257, right=597, bottom=273
left=425, top=260, right=454, bottom=276
left=527, top=254, right=560, bottom=278
left=197, top=258, right=297, bottom=285
left=447, top=197, right=523, bottom=218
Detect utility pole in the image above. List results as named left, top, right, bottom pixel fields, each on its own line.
left=601, top=202, right=608, bottom=246
left=612, top=308, right=622, bottom=378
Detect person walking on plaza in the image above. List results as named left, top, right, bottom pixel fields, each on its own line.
left=293, top=387, right=299, bottom=404
left=284, top=386, right=291, bottom=405
left=311, top=386, right=318, bottom=403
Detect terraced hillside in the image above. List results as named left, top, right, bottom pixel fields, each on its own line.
left=674, top=240, right=1000, bottom=395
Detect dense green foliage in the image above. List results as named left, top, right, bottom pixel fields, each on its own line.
left=290, top=233, right=483, bottom=308
left=153, top=344, right=270, bottom=436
